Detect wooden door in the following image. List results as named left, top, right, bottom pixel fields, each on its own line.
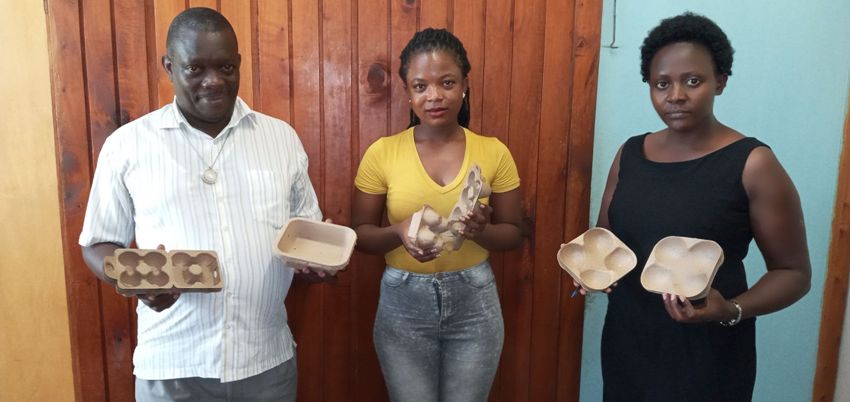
left=46, top=1, right=602, bottom=401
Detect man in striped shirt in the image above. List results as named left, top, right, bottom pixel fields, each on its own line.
left=79, top=7, right=321, bottom=401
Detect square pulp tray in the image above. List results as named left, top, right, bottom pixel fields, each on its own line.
left=557, top=227, right=638, bottom=291
left=640, top=236, right=724, bottom=299
left=104, top=249, right=223, bottom=295
left=275, top=218, right=357, bottom=274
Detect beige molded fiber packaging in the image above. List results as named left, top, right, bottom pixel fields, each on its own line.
left=557, top=227, right=638, bottom=291
left=274, top=218, right=357, bottom=275
left=407, top=163, right=491, bottom=253
left=104, top=249, right=223, bottom=294
left=640, top=236, right=724, bottom=300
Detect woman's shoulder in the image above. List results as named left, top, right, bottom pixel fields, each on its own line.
left=465, top=129, right=510, bottom=151
left=617, top=132, right=652, bottom=156
left=364, top=128, right=414, bottom=153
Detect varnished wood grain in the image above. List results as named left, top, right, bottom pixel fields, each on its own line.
left=257, top=0, right=291, bottom=121
left=46, top=0, right=107, bottom=400
left=80, top=0, right=136, bottom=400
left=503, top=0, right=548, bottom=399
left=450, top=0, right=484, bottom=134
left=389, top=0, right=418, bottom=134
left=289, top=1, right=325, bottom=400
left=189, top=0, right=218, bottom=10
left=220, top=0, right=255, bottom=107
left=152, top=1, right=184, bottom=108
left=478, top=3, right=515, bottom=399
left=321, top=0, right=356, bottom=397
left=420, top=0, right=449, bottom=30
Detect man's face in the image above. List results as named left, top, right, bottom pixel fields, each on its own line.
left=163, top=29, right=240, bottom=135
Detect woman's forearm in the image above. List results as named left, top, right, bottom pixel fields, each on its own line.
left=354, top=223, right=403, bottom=255
left=728, top=267, right=810, bottom=320
left=471, top=222, right=522, bottom=251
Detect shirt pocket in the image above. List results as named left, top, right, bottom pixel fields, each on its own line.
left=247, top=169, right=289, bottom=229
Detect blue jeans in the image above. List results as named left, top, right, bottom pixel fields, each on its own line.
left=374, top=261, right=504, bottom=402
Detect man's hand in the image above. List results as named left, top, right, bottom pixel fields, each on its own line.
left=138, top=293, right=180, bottom=312
left=293, top=269, right=338, bottom=285
left=136, top=243, right=180, bottom=312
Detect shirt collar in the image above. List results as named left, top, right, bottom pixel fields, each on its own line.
left=158, top=96, right=255, bottom=132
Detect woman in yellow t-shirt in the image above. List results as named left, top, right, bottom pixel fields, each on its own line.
left=352, top=28, right=523, bottom=402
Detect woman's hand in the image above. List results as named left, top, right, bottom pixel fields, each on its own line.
left=571, top=279, right=617, bottom=296
left=459, top=202, right=492, bottom=239
left=662, top=288, right=736, bottom=323
left=394, top=215, right=441, bottom=263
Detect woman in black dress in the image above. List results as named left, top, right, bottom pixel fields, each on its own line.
left=586, top=12, right=811, bottom=402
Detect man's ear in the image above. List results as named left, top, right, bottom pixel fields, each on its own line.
left=715, top=74, right=728, bottom=95
left=162, top=55, right=173, bottom=81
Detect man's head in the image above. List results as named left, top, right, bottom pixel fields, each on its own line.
left=162, top=8, right=240, bottom=136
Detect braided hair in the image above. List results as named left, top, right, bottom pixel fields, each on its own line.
left=398, top=28, right=471, bottom=128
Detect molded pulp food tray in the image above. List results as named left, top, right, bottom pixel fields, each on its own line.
left=407, top=163, right=492, bottom=252
left=275, top=218, right=357, bottom=274
left=640, top=236, right=724, bottom=299
left=104, top=249, right=223, bottom=294
left=557, top=227, right=638, bottom=291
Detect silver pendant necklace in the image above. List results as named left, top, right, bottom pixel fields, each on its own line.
left=201, top=167, right=219, bottom=185
left=185, top=131, right=231, bottom=185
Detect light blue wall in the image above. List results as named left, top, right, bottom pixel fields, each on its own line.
left=582, top=1, right=850, bottom=401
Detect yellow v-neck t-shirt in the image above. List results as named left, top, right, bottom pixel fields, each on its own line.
left=354, top=127, right=520, bottom=273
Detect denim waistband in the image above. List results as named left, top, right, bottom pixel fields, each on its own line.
left=385, top=260, right=491, bottom=282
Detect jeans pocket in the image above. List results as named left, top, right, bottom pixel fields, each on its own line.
left=381, top=268, right=408, bottom=288
left=460, top=263, right=495, bottom=289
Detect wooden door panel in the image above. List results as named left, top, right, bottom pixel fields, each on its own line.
left=46, top=1, right=601, bottom=401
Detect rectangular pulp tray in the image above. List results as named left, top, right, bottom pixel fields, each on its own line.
left=104, top=249, right=223, bottom=295
left=557, top=227, right=638, bottom=291
left=274, top=218, right=357, bottom=274
left=640, top=236, right=724, bottom=300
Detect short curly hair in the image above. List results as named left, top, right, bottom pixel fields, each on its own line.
left=640, top=12, right=734, bottom=82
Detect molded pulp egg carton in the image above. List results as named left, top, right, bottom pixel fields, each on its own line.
left=407, top=163, right=492, bottom=253
left=274, top=218, right=357, bottom=275
left=640, top=236, right=724, bottom=300
left=103, top=249, right=223, bottom=295
left=556, top=227, right=638, bottom=291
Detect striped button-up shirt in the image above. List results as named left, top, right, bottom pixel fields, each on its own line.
left=79, top=97, right=321, bottom=382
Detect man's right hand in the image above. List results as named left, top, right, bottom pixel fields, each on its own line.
left=138, top=293, right=180, bottom=312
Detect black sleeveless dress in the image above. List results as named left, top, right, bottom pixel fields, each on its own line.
left=602, top=133, right=765, bottom=402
